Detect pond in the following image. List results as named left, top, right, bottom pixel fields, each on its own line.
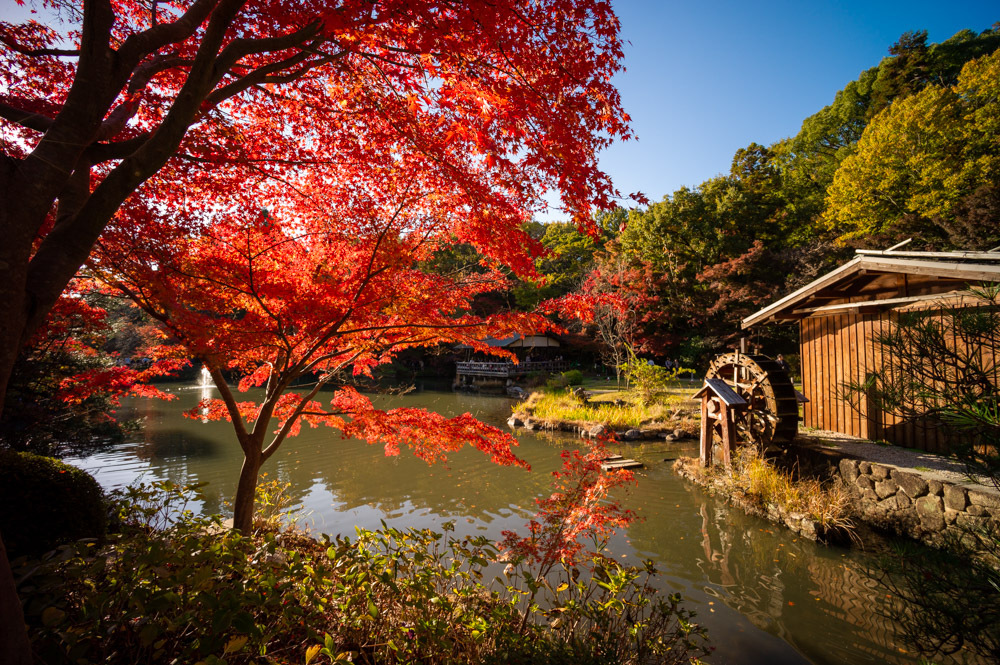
left=65, top=381, right=966, bottom=665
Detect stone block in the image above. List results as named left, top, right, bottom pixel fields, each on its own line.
left=943, top=485, right=968, bottom=511
left=955, top=513, right=988, bottom=530
left=944, top=508, right=958, bottom=525
left=875, top=479, right=898, bottom=499
left=895, top=492, right=912, bottom=509
left=860, top=488, right=878, bottom=504
left=927, top=479, right=943, bottom=496
left=967, top=504, right=989, bottom=518
left=871, top=464, right=890, bottom=480
left=588, top=424, right=608, bottom=438
left=839, top=458, right=859, bottom=484
left=916, top=495, right=945, bottom=532
left=856, top=475, right=875, bottom=491
left=858, top=461, right=872, bottom=474
left=876, top=497, right=897, bottom=515
left=967, top=489, right=1000, bottom=511
left=891, top=470, right=928, bottom=499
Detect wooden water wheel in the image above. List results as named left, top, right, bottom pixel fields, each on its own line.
left=704, top=353, right=799, bottom=447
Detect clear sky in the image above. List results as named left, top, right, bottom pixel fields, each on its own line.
left=603, top=0, right=998, bottom=207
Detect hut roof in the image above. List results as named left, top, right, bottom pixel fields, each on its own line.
left=742, top=249, right=1000, bottom=328
left=453, top=333, right=561, bottom=350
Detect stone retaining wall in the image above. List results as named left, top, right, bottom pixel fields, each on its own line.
left=837, top=458, right=1000, bottom=546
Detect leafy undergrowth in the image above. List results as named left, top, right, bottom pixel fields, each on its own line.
left=516, top=390, right=696, bottom=431
left=713, top=446, right=855, bottom=530
left=17, top=474, right=710, bottom=665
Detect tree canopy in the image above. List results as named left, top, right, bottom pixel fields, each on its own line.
left=0, top=1, right=633, bottom=660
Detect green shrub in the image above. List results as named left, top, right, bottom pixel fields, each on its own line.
left=0, top=449, right=106, bottom=558
left=17, top=481, right=710, bottom=665
left=545, top=369, right=584, bottom=390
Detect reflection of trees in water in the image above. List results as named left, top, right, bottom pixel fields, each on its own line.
left=92, top=389, right=987, bottom=663
left=626, top=481, right=935, bottom=665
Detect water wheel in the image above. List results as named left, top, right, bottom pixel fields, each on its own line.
left=704, top=353, right=799, bottom=448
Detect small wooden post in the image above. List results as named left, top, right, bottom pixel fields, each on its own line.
left=694, top=379, right=749, bottom=468
left=699, top=396, right=712, bottom=466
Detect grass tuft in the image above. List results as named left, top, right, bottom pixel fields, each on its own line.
left=720, top=446, right=855, bottom=530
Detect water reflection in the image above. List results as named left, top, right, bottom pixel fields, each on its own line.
left=64, top=384, right=982, bottom=665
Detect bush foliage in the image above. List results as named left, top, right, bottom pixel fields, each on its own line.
left=17, top=480, right=710, bottom=665
left=0, top=449, right=106, bottom=558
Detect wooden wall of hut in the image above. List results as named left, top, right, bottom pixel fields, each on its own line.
left=798, top=307, right=999, bottom=454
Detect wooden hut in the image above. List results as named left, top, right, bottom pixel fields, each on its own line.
left=741, top=248, right=1000, bottom=452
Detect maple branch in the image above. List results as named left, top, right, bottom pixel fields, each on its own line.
left=117, top=0, right=219, bottom=67
left=87, top=134, right=151, bottom=162
left=261, top=348, right=364, bottom=460
left=0, top=37, right=80, bottom=58
left=206, top=362, right=252, bottom=448
left=0, top=101, right=53, bottom=133
left=206, top=45, right=350, bottom=107
left=338, top=321, right=485, bottom=335
left=242, top=231, right=293, bottom=357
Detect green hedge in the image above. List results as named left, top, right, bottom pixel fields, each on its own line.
left=0, top=449, right=106, bottom=558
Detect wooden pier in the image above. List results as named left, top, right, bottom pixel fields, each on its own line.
left=600, top=454, right=644, bottom=471
left=455, top=359, right=569, bottom=379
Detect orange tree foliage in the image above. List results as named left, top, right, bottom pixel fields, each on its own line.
left=0, top=1, right=631, bottom=659
left=96, top=203, right=546, bottom=531
left=0, top=0, right=631, bottom=411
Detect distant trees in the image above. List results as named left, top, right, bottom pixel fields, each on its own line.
left=579, top=26, right=1000, bottom=367
left=824, top=50, right=1000, bottom=248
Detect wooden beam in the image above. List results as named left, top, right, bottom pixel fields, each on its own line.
left=791, top=290, right=968, bottom=317
left=855, top=249, right=1000, bottom=261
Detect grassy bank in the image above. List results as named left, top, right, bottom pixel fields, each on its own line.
left=675, top=446, right=855, bottom=542
left=514, top=386, right=699, bottom=432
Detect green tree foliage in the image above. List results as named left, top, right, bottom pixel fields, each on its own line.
left=824, top=49, right=1000, bottom=247
left=513, top=222, right=604, bottom=309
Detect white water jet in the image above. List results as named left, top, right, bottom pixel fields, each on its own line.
left=199, top=365, right=212, bottom=387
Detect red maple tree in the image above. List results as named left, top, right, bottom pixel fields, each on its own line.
left=1, top=2, right=630, bottom=658
left=96, top=199, right=546, bottom=532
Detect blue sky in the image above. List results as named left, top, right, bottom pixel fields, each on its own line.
left=602, top=0, right=998, bottom=207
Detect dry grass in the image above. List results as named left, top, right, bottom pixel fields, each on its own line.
left=721, top=446, right=854, bottom=530
left=516, top=390, right=687, bottom=430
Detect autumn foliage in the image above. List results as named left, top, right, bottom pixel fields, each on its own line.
left=1, top=3, right=631, bottom=657
left=499, top=442, right=636, bottom=567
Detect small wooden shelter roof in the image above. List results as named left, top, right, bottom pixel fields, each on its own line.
left=742, top=249, right=1000, bottom=328
left=693, top=379, right=748, bottom=407
left=454, top=333, right=561, bottom=350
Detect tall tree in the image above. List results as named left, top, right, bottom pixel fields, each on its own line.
left=0, top=2, right=631, bottom=660
left=824, top=49, right=1000, bottom=247
left=97, top=198, right=539, bottom=533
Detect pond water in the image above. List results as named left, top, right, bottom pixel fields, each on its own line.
left=66, top=381, right=968, bottom=665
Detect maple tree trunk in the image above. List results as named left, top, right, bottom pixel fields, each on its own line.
left=232, top=452, right=263, bottom=533
left=0, top=167, right=35, bottom=665
left=0, top=532, right=31, bottom=665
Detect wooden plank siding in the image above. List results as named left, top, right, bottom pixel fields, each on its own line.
left=797, top=307, right=999, bottom=453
